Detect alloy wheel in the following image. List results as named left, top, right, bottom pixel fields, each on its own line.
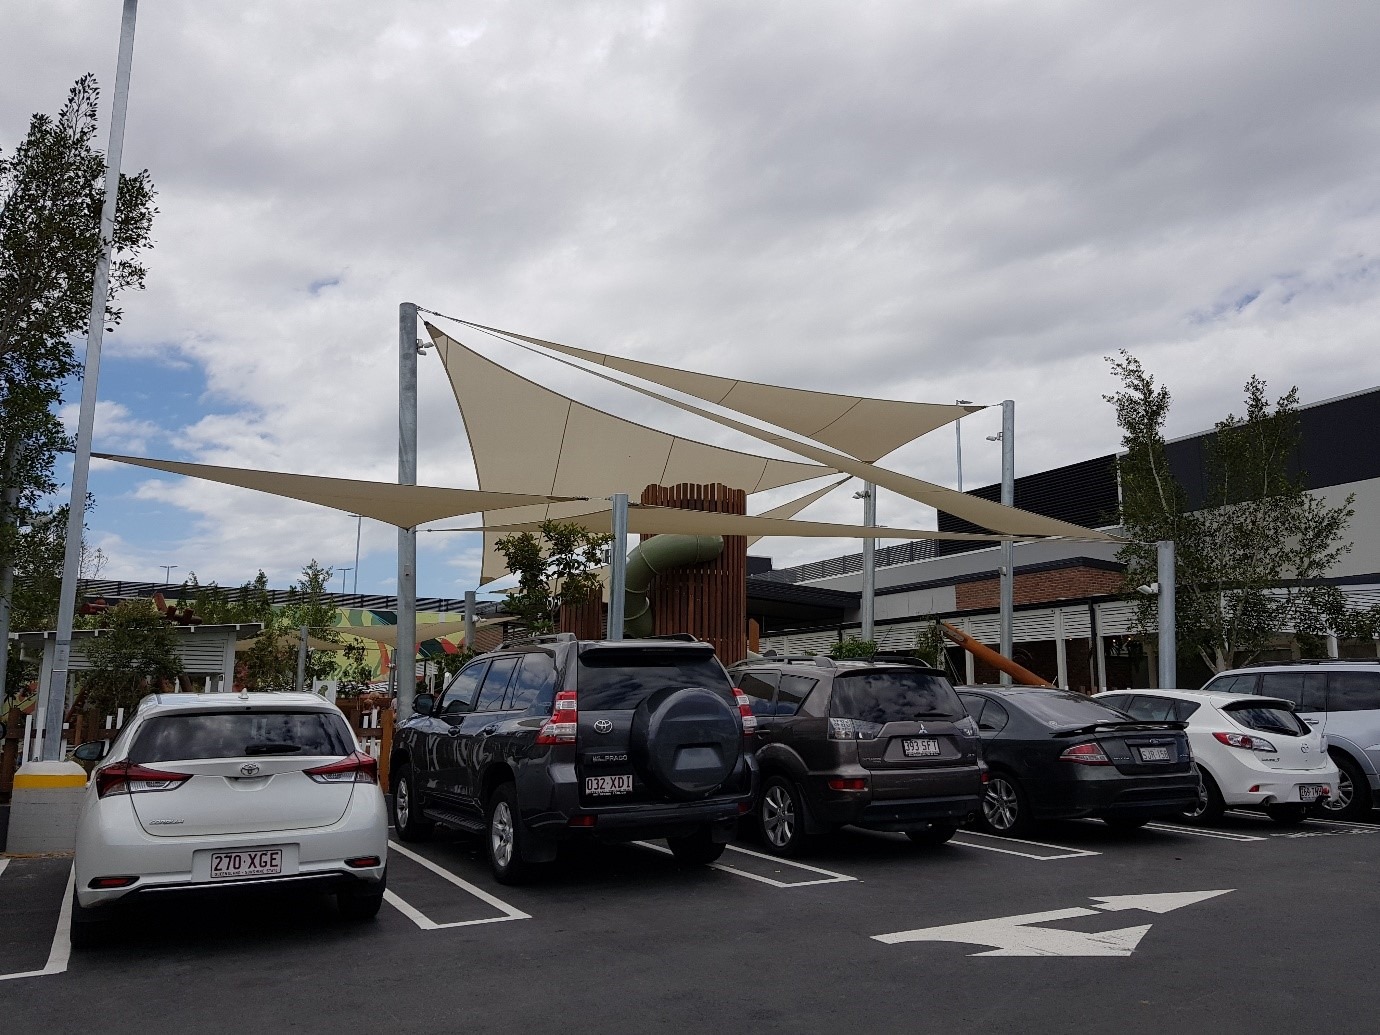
left=984, top=777, right=1020, bottom=832
left=762, top=784, right=796, bottom=848
left=1322, top=767, right=1354, bottom=812
left=1183, top=772, right=1210, bottom=819
left=490, top=800, right=515, bottom=869
left=395, top=778, right=410, bottom=828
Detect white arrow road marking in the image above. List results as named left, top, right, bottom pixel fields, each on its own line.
left=872, top=890, right=1233, bottom=957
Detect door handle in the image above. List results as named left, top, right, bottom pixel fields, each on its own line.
left=1305, top=719, right=1320, bottom=726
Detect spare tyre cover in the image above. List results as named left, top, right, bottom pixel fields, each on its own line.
left=631, top=686, right=741, bottom=801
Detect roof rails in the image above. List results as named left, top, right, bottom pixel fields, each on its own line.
left=736, top=653, right=838, bottom=669
left=1242, top=658, right=1380, bottom=667
left=498, top=631, right=577, bottom=649
left=638, top=633, right=700, bottom=643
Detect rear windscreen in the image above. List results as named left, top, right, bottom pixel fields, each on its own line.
left=129, top=711, right=354, bottom=763
left=828, top=670, right=965, bottom=723
left=1223, top=701, right=1307, bottom=737
left=1014, top=690, right=1133, bottom=729
left=576, top=650, right=732, bottom=711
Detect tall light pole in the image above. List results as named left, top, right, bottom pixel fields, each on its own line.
left=856, top=485, right=876, bottom=641
left=159, top=564, right=178, bottom=585
left=988, top=401, right=1016, bottom=682
left=338, top=567, right=353, bottom=596
left=954, top=399, right=973, bottom=492
left=40, top=0, right=140, bottom=761
left=397, top=302, right=419, bottom=720
left=351, top=513, right=362, bottom=594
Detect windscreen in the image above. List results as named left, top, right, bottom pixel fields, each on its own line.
left=828, top=670, right=965, bottom=723
left=576, top=650, right=732, bottom=711
left=129, top=711, right=354, bottom=763
left=1015, top=690, right=1135, bottom=729
left=1223, top=700, right=1308, bottom=737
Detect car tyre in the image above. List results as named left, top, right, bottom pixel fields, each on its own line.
left=978, top=772, right=1035, bottom=837
left=667, top=826, right=727, bottom=865
left=758, top=775, right=811, bottom=856
left=1180, top=765, right=1225, bottom=824
left=905, top=823, right=958, bottom=846
left=486, top=782, right=532, bottom=885
left=337, top=872, right=386, bottom=921
left=1266, top=803, right=1309, bottom=827
left=1321, top=751, right=1372, bottom=820
left=1102, top=815, right=1150, bottom=831
left=68, top=893, right=113, bottom=951
left=391, top=763, right=434, bottom=842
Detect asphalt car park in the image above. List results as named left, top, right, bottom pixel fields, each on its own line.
left=3, top=807, right=1378, bottom=1034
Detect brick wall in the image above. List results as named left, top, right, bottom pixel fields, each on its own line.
left=956, top=566, right=1124, bottom=611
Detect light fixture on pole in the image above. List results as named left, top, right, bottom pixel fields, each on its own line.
left=339, top=567, right=353, bottom=595
left=159, top=564, right=178, bottom=585
left=954, top=400, right=973, bottom=492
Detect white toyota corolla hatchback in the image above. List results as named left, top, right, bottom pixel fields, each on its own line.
left=71, top=691, right=387, bottom=946
left=1096, top=688, right=1338, bottom=825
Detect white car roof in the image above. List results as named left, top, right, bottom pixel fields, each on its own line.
left=135, top=691, right=341, bottom=716
left=1096, top=687, right=1292, bottom=710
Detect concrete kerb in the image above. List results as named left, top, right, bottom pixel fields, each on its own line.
left=6, top=761, right=87, bottom=854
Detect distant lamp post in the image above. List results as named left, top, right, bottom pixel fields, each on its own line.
left=351, top=513, right=362, bottom=594
left=954, top=400, right=973, bottom=492
left=160, top=564, right=178, bottom=585
left=339, top=567, right=353, bottom=596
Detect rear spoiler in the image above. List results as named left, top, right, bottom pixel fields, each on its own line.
left=1052, top=720, right=1187, bottom=737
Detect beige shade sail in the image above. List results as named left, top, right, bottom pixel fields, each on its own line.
left=444, top=335, right=1122, bottom=543
left=745, top=476, right=852, bottom=546
left=428, top=327, right=837, bottom=581
left=449, top=318, right=983, bottom=462
left=235, top=633, right=342, bottom=653
left=337, top=618, right=504, bottom=648
left=95, top=453, right=586, bottom=528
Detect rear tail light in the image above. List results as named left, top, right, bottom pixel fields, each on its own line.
left=1059, top=742, right=1112, bottom=765
left=304, top=751, right=379, bottom=784
left=537, top=691, right=578, bottom=745
left=88, top=876, right=138, bottom=889
left=827, top=718, right=884, bottom=741
left=827, top=777, right=868, bottom=791
left=731, top=688, right=758, bottom=740
left=94, top=761, right=192, bottom=798
left=1212, top=731, right=1278, bottom=753
left=567, top=814, right=597, bottom=828
left=345, top=856, right=381, bottom=868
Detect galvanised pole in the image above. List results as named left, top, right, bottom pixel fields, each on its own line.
left=295, top=625, right=309, bottom=692
left=463, top=589, right=476, bottom=652
left=1157, top=540, right=1177, bottom=689
left=998, top=399, right=1015, bottom=685
left=42, top=0, right=139, bottom=759
left=396, top=302, right=419, bottom=720
left=860, top=484, right=876, bottom=642
left=606, top=493, right=629, bottom=640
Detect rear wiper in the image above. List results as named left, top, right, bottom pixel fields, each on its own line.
left=245, top=742, right=304, bottom=755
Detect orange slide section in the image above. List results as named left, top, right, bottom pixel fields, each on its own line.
left=939, top=621, right=1054, bottom=688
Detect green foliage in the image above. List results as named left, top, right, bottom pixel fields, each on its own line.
left=238, top=561, right=342, bottom=690
left=829, top=636, right=878, bottom=660
left=178, top=570, right=275, bottom=625
left=1, top=75, right=157, bottom=609
left=334, top=640, right=376, bottom=699
left=1107, top=352, right=1356, bottom=672
left=913, top=620, right=948, bottom=669
left=79, top=599, right=183, bottom=715
left=494, top=521, right=611, bottom=633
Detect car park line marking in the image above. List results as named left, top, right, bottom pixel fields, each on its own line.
left=1144, top=823, right=1267, bottom=842
left=950, top=831, right=1100, bottom=861
left=1249, top=813, right=1377, bottom=831
left=0, top=866, right=74, bottom=984
left=0, top=859, right=9, bottom=880
left=632, top=841, right=857, bottom=888
left=384, top=841, right=531, bottom=930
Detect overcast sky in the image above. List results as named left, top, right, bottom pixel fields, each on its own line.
left=5, top=2, right=1380, bottom=602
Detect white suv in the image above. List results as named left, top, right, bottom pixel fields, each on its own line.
left=1096, top=688, right=1338, bottom=825
left=71, top=691, right=388, bottom=946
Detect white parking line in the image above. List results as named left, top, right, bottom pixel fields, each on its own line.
left=0, top=858, right=9, bottom=880
left=384, top=841, right=531, bottom=931
left=0, top=866, right=74, bottom=984
left=632, top=841, right=858, bottom=888
left=951, top=831, right=1100, bottom=861
left=1303, top=816, right=1380, bottom=830
left=1144, top=822, right=1267, bottom=842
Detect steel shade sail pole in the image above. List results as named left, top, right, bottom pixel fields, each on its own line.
left=295, top=625, right=309, bottom=691
left=396, top=302, right=419, bottom=720
left=998, top=399, right=1015, bottom=685
left=42, top=0, right=139, bottom=760
left=606, top=493, right=629, bottom=640
left=463, top=589, right=476, bottom=652
left=859, top=484, right=876, bottom=641
left=1157, top=540, right=1176, bottom=689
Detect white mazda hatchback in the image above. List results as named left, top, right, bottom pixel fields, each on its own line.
left=1096, top=688, right=1339, bottom=826
left=71, top=691, right=387, bottom=946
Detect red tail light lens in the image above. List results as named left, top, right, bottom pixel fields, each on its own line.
left=1059, top=742, right=1112, bottom=765
left=88, top=875, right=138, bottom=889
left=731, top=688, right=758, bottom=740
left=827, top=777, right=868, bottom=791
left=304, top=751, right=379, bottom=784
left=94, top=761, right=192, bottom=798
left=1212, top=732, right=1278, bottom=753
left=537, top=691, right=578, bottom=745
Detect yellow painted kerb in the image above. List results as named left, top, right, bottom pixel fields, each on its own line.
left=13, top=772, right=89, bottom=790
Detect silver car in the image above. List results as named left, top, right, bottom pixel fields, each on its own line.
left=1200, top=662, right=1380, bottom=819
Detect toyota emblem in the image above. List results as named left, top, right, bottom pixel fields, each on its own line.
left=240, top=762, right=261, bottom=777
left=593, top=719, right=614, bottom=734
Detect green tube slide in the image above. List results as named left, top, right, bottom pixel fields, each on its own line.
left=623, top=534, right=724, bottom=638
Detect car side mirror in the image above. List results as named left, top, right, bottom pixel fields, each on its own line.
left=412, top=693, right=435, bottom=716
left=72, top=740, right=109, bottom=762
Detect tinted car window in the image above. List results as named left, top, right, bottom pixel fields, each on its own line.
left=1097, top=694, right=1133, bottom=715
left=440, top=663, right=486, bottom=716
left=980, top=699, right=1010, bottom=732
left=1125, top=696, right=1176, bottom=722
left=1223, top=700, right=1308, bottom=736
left=958, top=694, right=985, bottom=723
left=1173, top=699, right=1202, bottom=721
left=828, top=669, right=965, bottom=723
left=1327, top=671, right=1380, bottom=712
left=1260, top=672, right=1328, bottom=711
left=576, top=649, right=732, bottom=711
left=1012, top=690, right=1130, bottom=729
left=476, top=657, right=520, bottom=711
left=775, top=674, right=816, bottom=716
left=1203, top=673, right=1254, bottom=695
left=506, top=653, right=556, bottom=712
left=130, top=711, right=353, bottom=763
left=738, top=671, right=778, bottom=716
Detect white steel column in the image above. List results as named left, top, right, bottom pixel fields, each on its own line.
left=1054, top=609, right=1068, bottom=689
left=859, top=484, right=876, bottom=641
left=396, top=301, right=419, bottom=720
left=1157, top=539, right=1176, bottom=690
left=607, top=493, right=629, bottom=640
left=998, top=399, right=1015, bottom=685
